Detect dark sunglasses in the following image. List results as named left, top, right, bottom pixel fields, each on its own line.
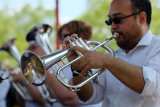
left=105, top=11, right=142, bottom=25
left=60, top=34, right=72, bottom=41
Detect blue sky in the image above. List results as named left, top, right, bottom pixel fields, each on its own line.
left=0, top=0, right=87, bottom=24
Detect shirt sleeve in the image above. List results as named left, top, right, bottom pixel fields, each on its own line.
left=140, top=48, right=160, bottom=101
left=79, top=70, right=106, bottom=104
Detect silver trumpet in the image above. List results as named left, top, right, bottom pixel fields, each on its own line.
left=21, top=33, right=119, bottom=91
left=0, top=38, right=32, bottom=101
left=26, top=24, right=56, bottom=103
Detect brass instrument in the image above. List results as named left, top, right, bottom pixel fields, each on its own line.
left=26, top=24, right=56, bottom=103
left=21, top=33, right=118, bottom=91
left=26, top=24, right=53, bottom=54
left=0, top=38, right=32, bottom=101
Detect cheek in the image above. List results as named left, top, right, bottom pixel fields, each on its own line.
left=129, top=21, right=140, bottom=35
left=122, top=20, right=139, bottom=35
left=129, top=18, right=140, bottom=30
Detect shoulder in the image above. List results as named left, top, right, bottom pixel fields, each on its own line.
left=151, top=35, right=160, bottom=47
left=147, top=35, right=160, bottom=54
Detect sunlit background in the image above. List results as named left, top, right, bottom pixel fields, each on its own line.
left=0, top=0, right=160, bottom=68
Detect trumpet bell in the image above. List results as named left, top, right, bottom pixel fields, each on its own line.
left=21, top=49, right=69, bottom=86
left=21, top=51, right=46, bottom=86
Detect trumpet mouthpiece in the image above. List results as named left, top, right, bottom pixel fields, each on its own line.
left=113, top=32, right=119, bottom=38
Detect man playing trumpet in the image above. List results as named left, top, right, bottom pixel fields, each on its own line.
left=63, top=0, right=160, bottom=107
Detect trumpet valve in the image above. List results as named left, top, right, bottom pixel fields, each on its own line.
left=74, top=34, right=79, bottom=39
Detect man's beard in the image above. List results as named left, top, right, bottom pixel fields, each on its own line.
left=115, top=31, right=141, bottom=51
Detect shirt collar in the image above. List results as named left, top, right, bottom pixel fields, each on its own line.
left=136, top=30, right=153, bottom=47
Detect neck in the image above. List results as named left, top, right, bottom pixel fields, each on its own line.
left=141, top=24, right=149, bottom=37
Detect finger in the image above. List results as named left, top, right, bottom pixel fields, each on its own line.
left=67, top=34, right=77, bottom=41
left=80, top=65, right=91, bottom=76
left=63, top=36, right=71, bottom=47
left=78, top=57, right=88, bottom=71
left=70, top=46, right=87, bottom=55
left=70, top=34, right=77, bottom=38
left=63, top=35, right=77, bottom=49
left=61, top=44, right=66, bottom=50
left=68, top=79, right=73, bottom=85
left=83, top=39, right=88, bottom=45
left=10, top=72, right=15, bottom=76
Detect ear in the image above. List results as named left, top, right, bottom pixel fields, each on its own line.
left=138, top=12, right=147, bottom=25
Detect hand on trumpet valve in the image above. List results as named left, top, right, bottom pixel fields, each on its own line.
left=70, top=46, right=108, bottom=76
left=63, top=34, right=89, bottom=76
left=63, top=34, right=88, bottom=48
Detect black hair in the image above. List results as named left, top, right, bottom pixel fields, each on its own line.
left=131, top=0, right=152, bottom=26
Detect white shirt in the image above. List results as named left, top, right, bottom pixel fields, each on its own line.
left=0, top=77, right=10, bottom=107
left=25, top=102, right=52, bottom=107
left=82, top=30, right=160, bottom=107
left=24, top=84, right=52, bottom=107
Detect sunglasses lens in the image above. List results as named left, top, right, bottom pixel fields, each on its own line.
left=113, top=18, right=121, bottom=24
left=61, top=34, right=71, bottom=40
left=105, top=19, right=112, bottom=25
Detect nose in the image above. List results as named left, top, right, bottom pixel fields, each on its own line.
left=111, top=22, right=119, bottom=31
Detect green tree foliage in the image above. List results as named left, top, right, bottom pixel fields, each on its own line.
left=0, top=3, right=54, bottom=67
left=150, top=0, right=160, bottom=35
left=79, top=0, right=160, bottom=51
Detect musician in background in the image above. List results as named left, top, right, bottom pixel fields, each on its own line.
left=45, top=20, right=102, bottom=107
left=0, top=78, right=10, bottom=107
left=63, top=0, right=160, bottom=107
left=58, top=20, right=92, bottom=44
left=11, top=43, right=51, bottom=107
left=0, top=62, right=10, bottom=107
